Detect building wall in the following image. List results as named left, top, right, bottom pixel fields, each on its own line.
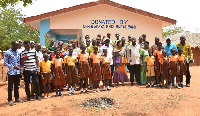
left=50, top=4, right=163, bottom=45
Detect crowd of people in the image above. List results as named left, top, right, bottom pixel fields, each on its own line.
left=4, top=33, right=193, bottom=106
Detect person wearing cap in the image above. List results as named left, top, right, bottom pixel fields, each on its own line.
left=100, top=38, right=114, bottom=87
left=30, top=41, right=35, bottom=50
left=164, top=37, right=178, bottom=57
left=176, top=35, right=193, bottom=87
left=17, top=40, right=25, bottom=54
left=126, top=37, right=141, bottom=86
left=47, top=38, right=55, bottom=54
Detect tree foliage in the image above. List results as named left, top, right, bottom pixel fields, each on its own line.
left=0, top=8, right=40, bottom=51
left=0, top=0, right=33, bottom=8
left=162, top=25, right=184, bottom=38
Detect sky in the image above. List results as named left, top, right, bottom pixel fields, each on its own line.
left=14, top=0, right=200, bottom=33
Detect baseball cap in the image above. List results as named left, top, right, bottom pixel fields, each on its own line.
left=166, top=37, right=171, bottom=40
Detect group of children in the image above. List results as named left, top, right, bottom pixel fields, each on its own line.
left=145, top=42, right=186, bottom=89
left=39, top=45, right=111, bottom=98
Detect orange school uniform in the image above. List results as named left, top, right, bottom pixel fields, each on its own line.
left=77, top=53, right=90, bottom=78
left=101, top=56, right=111, bottom=80
left=145, top=56, right=155, bottom=77
left=177, top=55, right=186, bottom=75
left=168, top=55, right=178, bottom=75
left=90, top=53, right=101, bottom=81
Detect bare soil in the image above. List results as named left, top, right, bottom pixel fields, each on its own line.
left=0, top=66, right=200, bottom=116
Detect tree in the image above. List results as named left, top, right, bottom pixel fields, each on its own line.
left=162, top=25, right=184, bottom=38
left=0, top=8, right=40, bottom=51
left=0, top=0, right=33, bottom=8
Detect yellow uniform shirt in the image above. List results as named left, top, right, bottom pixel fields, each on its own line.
left=64, top=55, right=78, bottom=66
left=39, top=60, right=52, bottom=73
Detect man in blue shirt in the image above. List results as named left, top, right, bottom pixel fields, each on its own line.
left=164, top=37, right=178, bottom=57
left=4, top=41, right=23, bottom=106
left=164, top=37, right=178, bottom=86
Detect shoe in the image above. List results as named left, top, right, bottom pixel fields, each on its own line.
left=44, top=96, right=48, bottom=99
left=97, top=90, right=100, bottom=93
left=55, top=94, right=58, bottom=97
left=59, top=94, right=63, bottom=96
left=80, top=91, right=83, bottom=94
left=110, top=84, right=114, bottom=87
left=36, top=96, right=42, bottom=101
left=170, top=83, right=172, bottom=89
left=103, top=89, right=106, bottom=91
left=30, top=95, right=35, bottom=99
left=69, top=92, right=71, bottom=95
left=93, top=90, right=96, bottom=93
left=186, top=84, right=190, bottom=87
left=107, top=88, right=111, bottom=91
left=8, top=100, right=14, bottom=106
left=131, top=82, right=134, bottom=86
left=71, top=92, right=76, bottom=95
left=24, top=98, right=30, bottom=102
left=151, top=85, right=155, bottom=87
left=180, top=84, right=184, bottom=88
left=85, top=90, right=89, bottom=94
left=15, top=99, right=23, bottom=103
left=172, top=84, right=175, bottom=86
left=146, top=85, right=150, bottom=88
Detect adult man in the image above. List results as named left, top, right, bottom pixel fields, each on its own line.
left=4, top=41, right=23, bottom=106
left=30, top=41, right=35, bottom=50
left=164, top=37, right=178, bottom=86
left=112, top=33, right=120, bottom=47
left=86, top=39, right=91, bottom=48
left=21, top=40, right=41, bottom=101
left=96, top=37, right=103, bottom=48
left=164, top=37, right=178, bottom=57
left=142, top=34, right=147, bottom=41
left=86, top=39, right=99, bottom=55
left=126, top=37, right=141, bottom=85
left=100, top=38, right=114, bottom=87
left=176, top=35, right=193, bottom=87
left=138, top=36, right=144, bottom=48
left=47, top=38, right=55, bottom=53
left=17, top=40, right=25, bottom=54
left=151, top=36, right=160, bottom=51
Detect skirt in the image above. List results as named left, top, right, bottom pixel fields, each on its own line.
left=53, top=67, right=66, bottom=86
left=80, top=61, right=90, bottom=79
left=169, top=61, right=178, bottom=75
left=102, top=63, right=111, bottom=80
left=66, top=66, right=79, bottom=85
left=92, top=63, right=101, bottom=81
left=177, top=61, right=186, bottom=75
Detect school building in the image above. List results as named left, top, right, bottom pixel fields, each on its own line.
left=23, top=0, right=176, bottom=46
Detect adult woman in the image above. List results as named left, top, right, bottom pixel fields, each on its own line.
left=140, top=41, right=149, bottom=85
left=113, top=40, right=129, bottom=86
left=49, top=45, right=63, bottom=61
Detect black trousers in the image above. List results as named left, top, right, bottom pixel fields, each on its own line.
left=186, top=62, right=191, bottom=84
left=8, top=75, right=20, bottom=101
left=24, top=70, right=40, bottom=98
left=128, top=64, right=140, bottom=84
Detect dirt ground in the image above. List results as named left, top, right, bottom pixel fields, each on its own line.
left=0, top=66, right=200, bottom=116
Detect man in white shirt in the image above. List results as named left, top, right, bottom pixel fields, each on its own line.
left=127, top=37, right=141, bottom=86
left=100, top=38, right=114, bottom=87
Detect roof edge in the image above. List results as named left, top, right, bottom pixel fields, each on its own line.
left=24, top=0, right=176, bottom=25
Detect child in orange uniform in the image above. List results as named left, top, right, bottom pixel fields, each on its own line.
left=90, top=46, right=101, bottom=93
left=153, top=42, right=163, bottom=86
left=168, top=48, right=178, bottom=89
left=52, top=50, right=66, bottom=97
left=101, top=49, right=111, bottom=91
left=159, top=50, right=169, bottom=88
left=177, top=48, right=186, bottom=88
left=77, top=44, right=90, bottom=94
left=64, top=47, right=79, bottom=95
left=145, top=49, right=155, bottom=88
left=39, top=53, right=52, bottom=98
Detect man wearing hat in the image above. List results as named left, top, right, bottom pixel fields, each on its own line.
left=47, top=38, right=55, bottom=54
left=164, top=37, right=178, bottom=86
left=176, top=35, right=193, bottom=87
left=100, top=38, right=114, bottom=87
